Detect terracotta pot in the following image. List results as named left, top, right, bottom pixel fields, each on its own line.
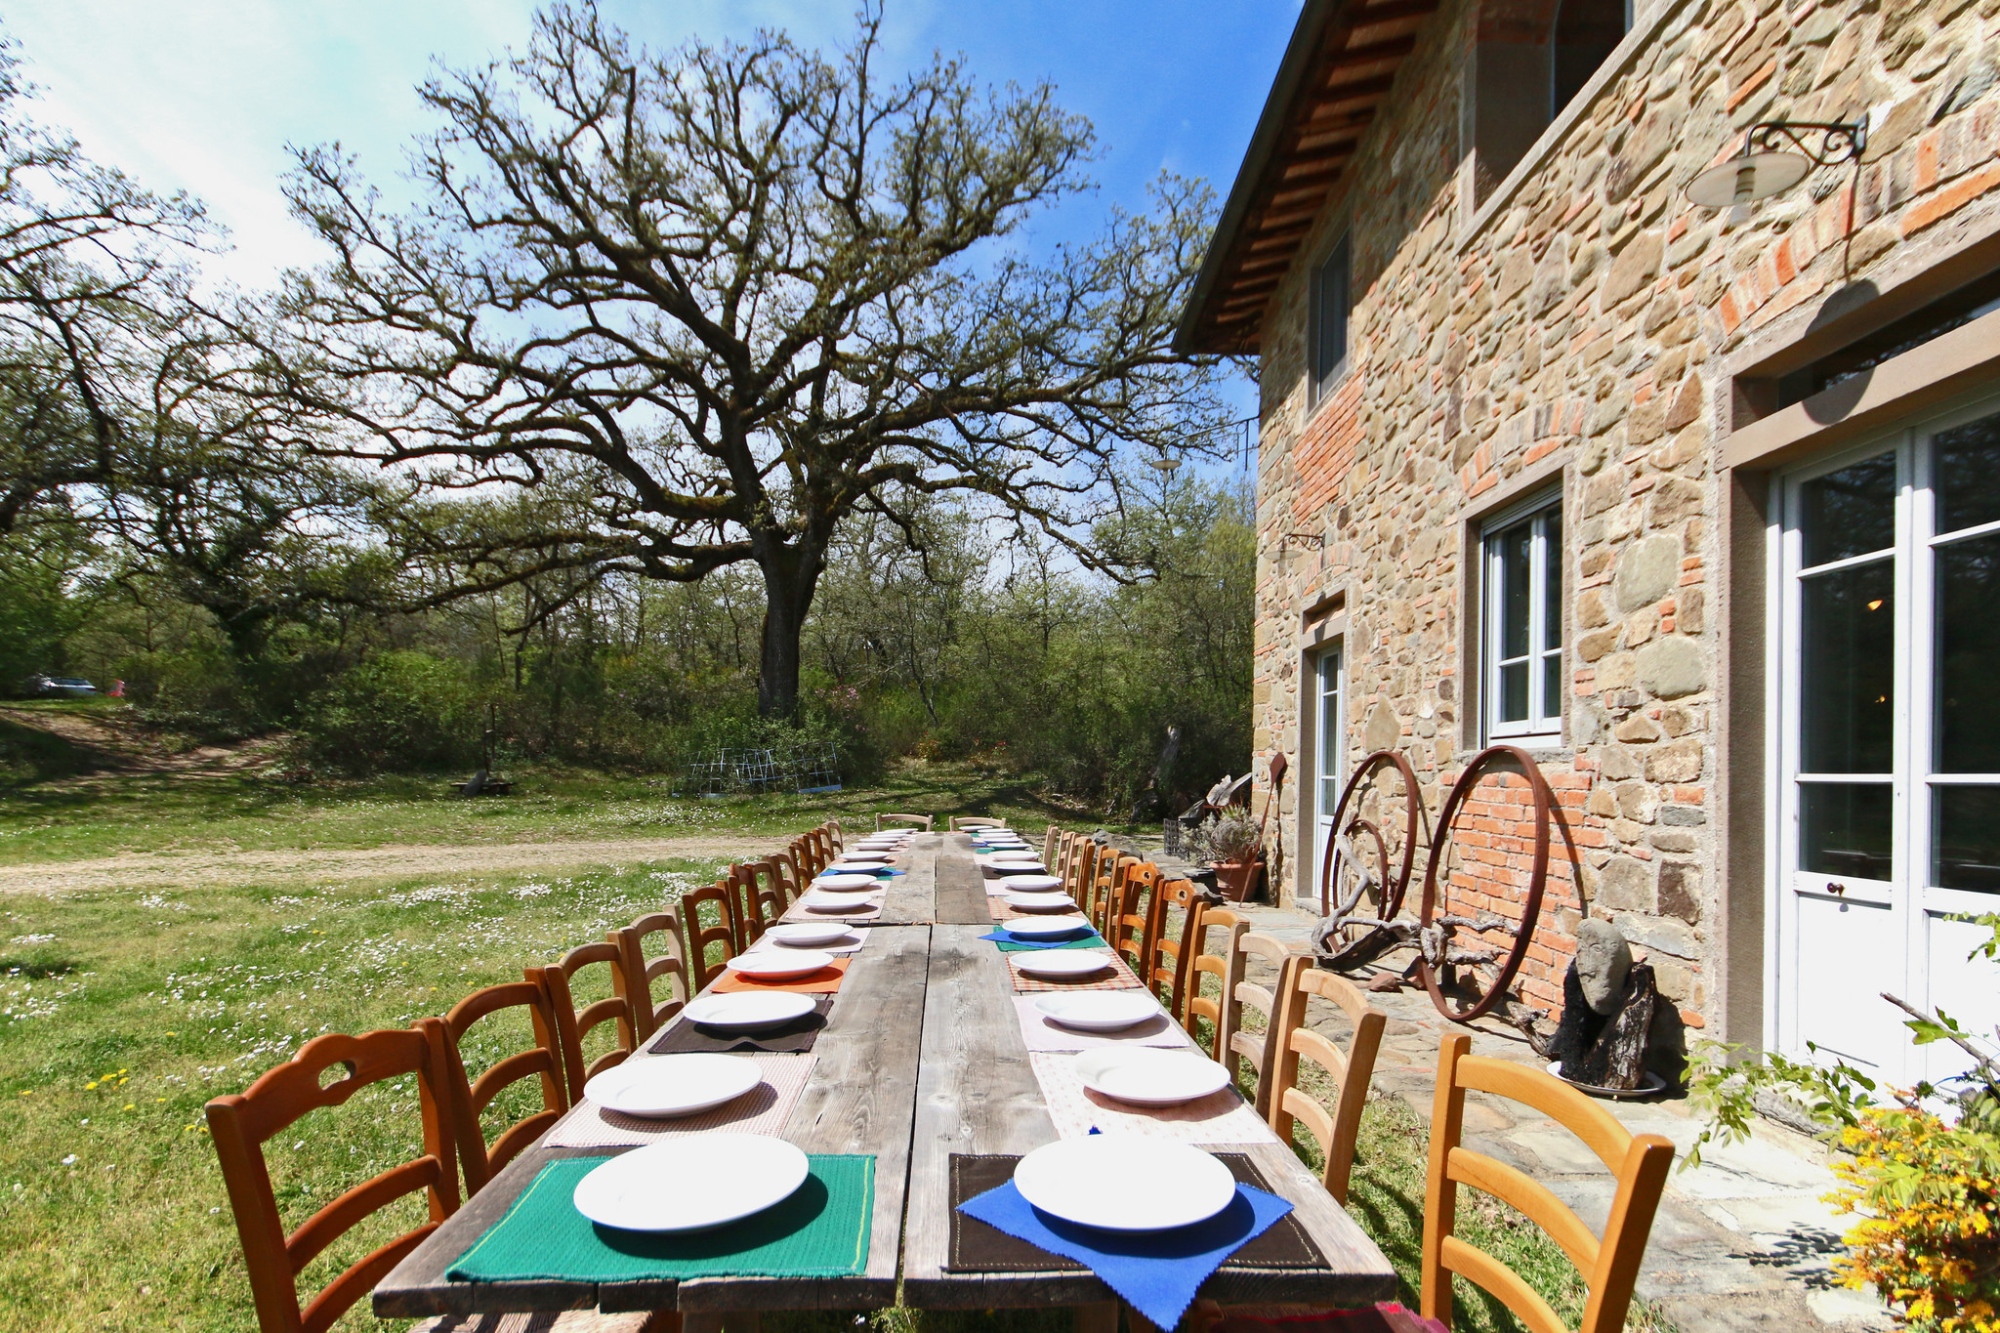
left=1212, top=855, right=1265, bottom=902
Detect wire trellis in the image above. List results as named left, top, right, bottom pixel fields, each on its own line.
left=678, top=743, right=843, bottom=797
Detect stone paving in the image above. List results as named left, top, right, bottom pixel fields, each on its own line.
left=1228, top=900, right=1895, bottom=1332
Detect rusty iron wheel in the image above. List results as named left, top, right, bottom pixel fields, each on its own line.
left=1316, top=748, right=1424, bottom=941
left=1415, top=744, right=1553, bottom=1024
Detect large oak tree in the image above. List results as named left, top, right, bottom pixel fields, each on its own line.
left=275, top=3, right=1230, bottom=716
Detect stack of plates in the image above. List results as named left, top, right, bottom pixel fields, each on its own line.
left=574, top=1134, right=811, bottom=1233
left=724, top=949, right=834, bottom=980
left=1012, top=1139, right=1236, bottom=1231
left=1034, top=992, right=1159, bottom=1031
left=683, top=992, right=817, bottom=1032
left=1072, top=1048, right=1231, bottom=1105
left=583, top=1053, right=763, bottom=1118
left=1005, top=891, right=1076, bottom=913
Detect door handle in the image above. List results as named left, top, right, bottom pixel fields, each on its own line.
left=1827, top=882, right=1847, bottom=896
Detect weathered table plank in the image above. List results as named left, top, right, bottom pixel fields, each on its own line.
left=903, top=924, right=1398, bottom=1310
left=874, top=833, right=940, bottom=924
left=932, top=835, right=993, bottom=926
left=375, top=925, right=931, bottom=1318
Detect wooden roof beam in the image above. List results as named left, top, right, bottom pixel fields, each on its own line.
left=1323, top=35, right=1417, bottom=74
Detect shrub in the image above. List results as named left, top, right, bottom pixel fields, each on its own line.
left=297, top=651, right=479, bottom=774
left=1831, top=1102, right=2000, bottom=1332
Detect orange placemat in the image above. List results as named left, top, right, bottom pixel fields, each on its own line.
left=714, top=957, right=852, bottom=994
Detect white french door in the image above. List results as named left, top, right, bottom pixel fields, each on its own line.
left=1312, top=643, right=1345, bottom=901
left=1775, top=394, right=2000, bottom=1085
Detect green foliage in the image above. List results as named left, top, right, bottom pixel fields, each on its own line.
left=296, top=651, right=479, bottom=774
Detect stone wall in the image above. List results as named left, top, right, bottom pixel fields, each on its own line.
left=1251, top=0, right=2000, bottom=1030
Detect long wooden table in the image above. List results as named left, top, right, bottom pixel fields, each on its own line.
left=375, top=833, right=1397, bottom=1323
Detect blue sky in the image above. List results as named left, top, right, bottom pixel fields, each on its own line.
left=6, top=2, right=1301, bottom=290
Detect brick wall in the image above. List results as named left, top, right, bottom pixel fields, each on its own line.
left=1251, top=0, right=2000, bottom=1028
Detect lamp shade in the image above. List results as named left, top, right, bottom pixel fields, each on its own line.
left=1686, top=151, right=1811, bottom=208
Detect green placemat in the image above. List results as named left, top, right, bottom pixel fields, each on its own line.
left=447, top=1154, right=873, bottom=1283
left=992, top=932, right=1109, bottom=953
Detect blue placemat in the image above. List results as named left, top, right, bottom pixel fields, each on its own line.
left=957, top=1180, right=1292, bottom=1328
left=979, top=928, right=1108, bottom=952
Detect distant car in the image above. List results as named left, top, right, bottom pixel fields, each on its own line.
left=32, top=676, right=97, bottom=697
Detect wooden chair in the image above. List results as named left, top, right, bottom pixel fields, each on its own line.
left=612, top=910, right=690, bottom=1042
left=680, top=880, right=741, bottom=990
left=877, top=812, right=932, bottom=831
left=795, top=833, right=825, bottom=879
left=1061, top=836, right=1093, bottom=908
left=1148, top=877, right=1203, bottom=1019
left=1184, top=904, right=1249, bottom=1059
left=825, top=819, right=844, bottom=852
left=1228, top=936, right=1301, bottom=1117
left=814, top=825, right=839, bottom=865
left=439, top=977, right=569, bottom=1195
left=951, top=816, right=1004, bottom=831
left=1422, top=1033, right=1675, bottom=1333
left=206, top=1023, right=460, bottom=1333
left=1042, top=824, right=1061, bottom=871
left=536, top=941, right=636, bottom=1104
left=1267, top=966, right=1388, bottom=1204
left=1113, top=862, right=1164, bottom=976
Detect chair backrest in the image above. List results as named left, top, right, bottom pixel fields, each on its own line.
left=1062, top=837, right=1094, bottom=909
left=1422, top=1033, right=1675, bottom=1333
left=752, top=855, right=795, bottom=918
left=1042, top=825, right=1061, bottom=870
left=951, top=816, right=1004, bottom=831
left=825, top=819, right=844, bottom=851
left=1114, top=862, right=1164, bottom=975
left=1148, top=878, right=1203, bottom=1018
left=1227, top=934, right=1299, bottom=1116
left=1090, top=851, right=1131, bottom=936
left=207, top=1024, right=460, bottom=1333
left=878, top=812, right=933, bottom=831
left=796, top=832, right=826, bottom=878
left=440, top=977, right=569, bottom=1195
left=1051, top=831, right=1074, bottom=885
left=612, top=910, right=689, bottom=1041
left=1183, top=904, right=1248, bottom=1060
left=536, top=941, right=635, bottom=1104
left=725, top=863, right=768, bottom=946
left=680, top=880, right=741, bottom=990
left=1267, top=965, right=1387, bottom=1204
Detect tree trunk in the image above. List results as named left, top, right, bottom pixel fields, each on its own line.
left=754, top=537, right=824, bottom=719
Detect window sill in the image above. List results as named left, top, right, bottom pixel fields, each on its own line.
left=1454, top=0, right=1697, bottom=253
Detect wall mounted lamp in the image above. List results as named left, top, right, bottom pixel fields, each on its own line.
left=1685, top=119, right=1868, bottom=208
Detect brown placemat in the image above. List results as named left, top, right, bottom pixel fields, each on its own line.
left=648, top=996, right=832, bottom=1054
left=945, top=1152, right=1326, bottom=1273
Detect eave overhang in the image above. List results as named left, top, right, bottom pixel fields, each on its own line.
left=1175, top=0, right=1438, bottom=356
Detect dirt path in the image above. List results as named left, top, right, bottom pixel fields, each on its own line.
left=0, top=836, right=777, bottom=896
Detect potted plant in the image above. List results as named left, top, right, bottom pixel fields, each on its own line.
left=1192, top=815, right=1264, bottom=902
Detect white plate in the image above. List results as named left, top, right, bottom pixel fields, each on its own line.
left=829, top=859, right=888, bottom=871
left=1003, top=916, right=1093, bottom=940
left=765, top=922, right=856, bottom=947
left=1013, top=1138, right=1236, bottom=1232
left=984, top=860, right=1046, bottom=874
left=1000, top=874, right=1063, bottom=892
left=856, top=842, right=904, bottom=852
left=682, top=992, right=816, bottom=1032
left=813, top=873, right=880, bottom=891
left=802, top=892, right=878, bottom=914
left=1014, top=950, right=1115, bottom=980
left=1075, top=1048, right=1233, bottom=1106
left=1035, top=992, right=1161, bottom=1031
left=725, top=949, right=835, bottom=980
left=584, top=1054, right=763, bottom=1118
left=1006, top=892, right=1077, bottom=913
left=574, top=1133, right=810, bottom=1232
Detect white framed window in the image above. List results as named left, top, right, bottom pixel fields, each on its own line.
left=1309, top=234, right=1351, bottom=402
left=1481, top=491, right=1564, bottom=743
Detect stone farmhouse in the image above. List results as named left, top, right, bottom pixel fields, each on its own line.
left=1180, top=0, right=2000, bottom=1081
